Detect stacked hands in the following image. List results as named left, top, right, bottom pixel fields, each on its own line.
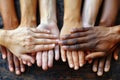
left=0, top=23, right=119, bottom=76
left=0, top=0, right=119, bottom=77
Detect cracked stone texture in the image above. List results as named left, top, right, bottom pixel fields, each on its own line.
left=0, top=0, right=120, bottom=80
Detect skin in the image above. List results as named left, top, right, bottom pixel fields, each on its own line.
left=60, top=0, right=84, bottom=70
left=0, top=27, right=57, bottom=64
left=0, top=0, right=25, bottom=75
left=92, top=0, right=119, bottom=76
left=36, top=0, right=59, bottom=70
left=60, top=26, right=120, bottom=58
left=82, top=0, right=103, bottom=64
left=19, top=0, right=37, bottom=66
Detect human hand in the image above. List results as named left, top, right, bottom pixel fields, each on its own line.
left=60, top=27, right=120, bottom=59
left=60, top=22, right=86, bottom=70
left=4, top=27, right=57, bottom=64
left=36, top=22, right=59, bottom=70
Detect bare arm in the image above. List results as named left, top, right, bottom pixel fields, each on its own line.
left=99, top=0, right=119, bottom=26
left=40, top=0, right=57, bottom=24
left=20, top=0, right=37, bottom=27
left=0, top=0, right=18, bottom=29
left=82, top=0, right=102, bottom=27
left=63, top=0, right=81, bottom=27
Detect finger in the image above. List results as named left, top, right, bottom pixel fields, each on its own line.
left=34, top=39, right=57, bottom=45
left=71, top=27, right=91, bottom=33
left=61, top=47, right=66, bottom=62
left=66, top=51, right=74, bottom=68
left=27, top=62, right=32, bottom=67
left=114, top=49, right=119, bottom=60
left=1, top=46, right=7, bottom=59
left=36, top=52, right=42, bottom=67
left=48, top=50, right=54, bottom=68
left=59, top=37, right=88, bottom=45
left=33, top=33, right=58, bottom=39
left=22, top=60, right=27, bottom=65
left=104, top=54, right=112, bottom=72
left=62, top=43, right=91, bottom=51
left=20, top=54, right=35, bottom=64
left=60, top=31, right=90, bottom=40
left=92, top=59, right=98, bottom=72
left=54, top=45, right=60, bottom=61
left=42, top=51, right=48, bottom=70
left=87, top=51, right=93, bottom=64
left=33, top=44, right=55, bottom=52
left=78, top=51, right=85, bottom=67
left=13, top=56, right=21, bottom=75
left=85, top=52, right=105, bottom=60
left=7, top=50, right=14, bottom=72
left=72, top=51, right=79, bottom=70
left=30, top=28, right=50, bottom=33
left=97, top=58, right=105, bottom=76
left=20, top=60, right=25, bottom=72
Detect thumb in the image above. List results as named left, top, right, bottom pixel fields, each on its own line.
left=85, top=52, right=105, bottom=60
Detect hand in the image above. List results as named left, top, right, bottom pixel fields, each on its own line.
left=60, top=22, right=86, bottom=70
left=36, top=22, right=59, bottom=70
left=92, top=54, right=112, bottom=76
left=4, top=27, right=57, bottom=64
left=0, top=46, right=25, bottom=75
left=60, top=27, right=120, bottom=59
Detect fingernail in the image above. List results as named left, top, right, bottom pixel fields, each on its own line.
left=16, top=71, right=20, bottom=75
left=2, top=55, right=6, bottom=59
left=104, top=67, right=109, bottom=72
left=115, top=56, right=118, bottom=60
left=21, top=68, right=25, bottom=72
left=28, top=63, right=32, bottom=66
left=93, top=67, right=97, bottom=72
left=62, top=59, right=66, bottom=62
left=69, top=64, right=74, bottom=68
left=80, top=63, right=83, bottom=67
left=58, top=40, right=62, bottom=44
left=31, top=60, right=35, bottom=64
left=10, top=67, right=14, bottom=72
left=53, top=35, right=58, bottom=38
left=51, top=44, right=55, bottom=47
left=97, top=71, right=102, bottom=76
left=74, top=66, right=79, bottom=70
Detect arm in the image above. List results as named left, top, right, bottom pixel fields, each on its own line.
left=0, top=0, right=18, bottom=29
left=63, top=0, right=81, bottom=27
left=92, top=0, right=119, bottom=76
left=36, top=0, right=59, bottom=70
left=60, top=0, right=83, bottom=70
left=99, top=0, right=118, bottom=26
left=20, top=0, right=37, bottom=27
left=82, top=0, right=102, bottom=27
left=40, top=0, right=57, bottom=24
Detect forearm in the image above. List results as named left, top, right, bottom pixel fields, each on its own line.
left=64, top=0, right=82, bottom=26
left=99, top=0, right=119, bottom=26
left=0, top=0, right=18, bottom=29
left=40, top=0, right=57, bottom=24
left=82, top=0, right=102, bottom=27
left=20, top=0, right=37, bottom=27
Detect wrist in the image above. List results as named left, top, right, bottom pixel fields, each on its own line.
left=0, top=30, right=9, bottom=47
left=41, top=18, right=57, bottom=25
left=20, top=17, right=36, bottom=27
left=63, top=18, right=81, bottom=27
left=4, top=18, right=19, bottom=29
left=112, top=26, right=120, bottom=43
